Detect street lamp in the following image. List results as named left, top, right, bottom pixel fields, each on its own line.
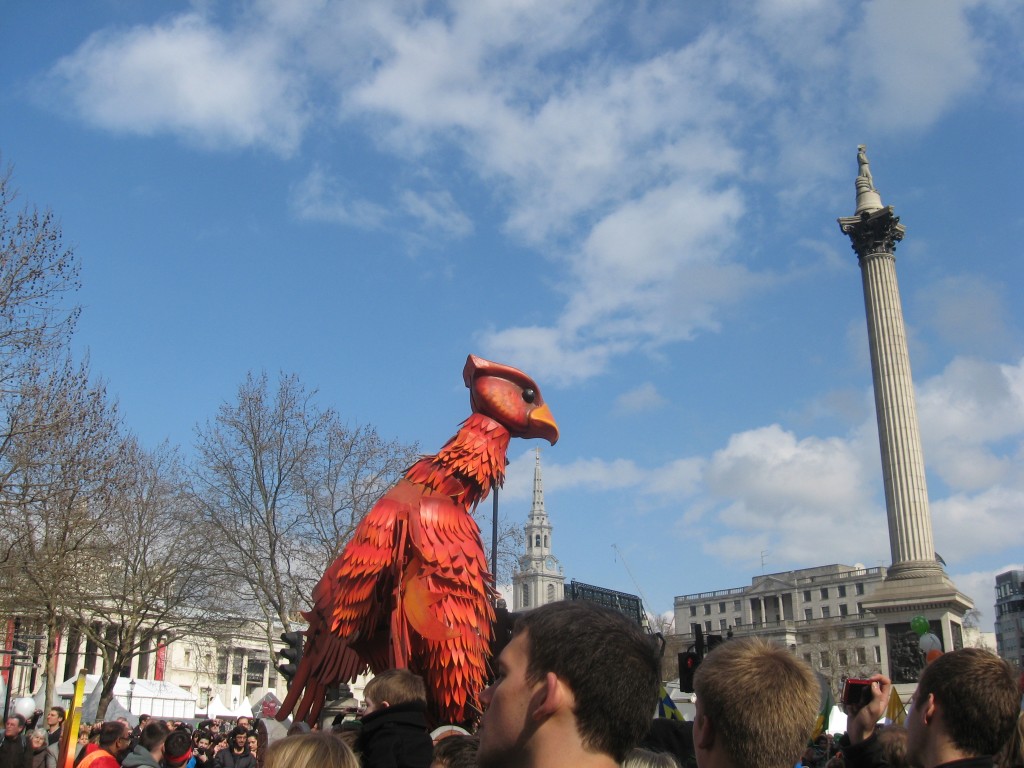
left=127, top=679, right=136, bottom=712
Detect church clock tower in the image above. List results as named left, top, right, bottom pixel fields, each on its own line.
left=512, top=449, right=565, bottom=611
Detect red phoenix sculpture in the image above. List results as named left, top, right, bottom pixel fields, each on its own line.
left=277, top=355, right=558, bottom=726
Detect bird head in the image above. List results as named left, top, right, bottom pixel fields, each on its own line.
left=463, top=355, right=558, bottom=445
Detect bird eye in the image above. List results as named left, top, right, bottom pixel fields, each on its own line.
left=522, top=388, right=536, bottom=404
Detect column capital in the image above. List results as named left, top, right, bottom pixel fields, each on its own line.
left=838, top=206, right=906, bottom=258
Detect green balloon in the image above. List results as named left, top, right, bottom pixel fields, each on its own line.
left=911, top=615, right=929, bottom=636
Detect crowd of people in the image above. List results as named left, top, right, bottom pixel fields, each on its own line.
left=1, top=600, right=1022, bottom=768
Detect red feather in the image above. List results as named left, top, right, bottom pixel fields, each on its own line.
left=276, top=356, right=557, bottom=726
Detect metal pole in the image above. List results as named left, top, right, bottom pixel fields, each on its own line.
left=490, top=487, right=499, bottom=590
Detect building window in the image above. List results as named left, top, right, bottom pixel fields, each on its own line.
left=820, top=652, right=831, bottom=668
left=803, top=590, right=811, bottom=602
left=547, top=584, right=555, bottom=602
left=719, top=619, right=727, bottom=631
left=856, top=647, right=867, bottom=664
left=217, top=649, right=229, bottom=684
left=856, top=583, right=865, bottom=595
left=543, top=535, right=548, bottom=547
left=804, top=609, right=813, bottom=621
left=734, top=600, right=741, bottom=611
left=838, top=650, right=848, bottom=667
left=803, top=653, right=813, bottom=666
left=689, top=605, right=697, bottom=617
left=874, top=646, right=882, bottom=663
left=839, top=604, right=849, bottom=616
left=522, top=584, right=530, bottom=607
left=535, top=535, right=541, bottom=547
left=857, top=602, right=864, bottom=615
left=838, top=585, right=847, bottom=598
left=705, top=621, right=712, bottom=634
left=820, top=587, right=829, bottom=600
left=821, top=606, right=831, bottom=618
left=719, top=602, right=726, bottom=613
left=703, top=604, right=711, bottom=615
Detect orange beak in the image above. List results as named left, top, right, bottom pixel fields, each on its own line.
left=528, top=403, right=559, bottom=445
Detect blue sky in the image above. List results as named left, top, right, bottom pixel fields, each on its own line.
left=3, top=1, right=1023, bottom=634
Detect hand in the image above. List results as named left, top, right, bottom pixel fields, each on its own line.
left=845, top=674, right=891, bottom=744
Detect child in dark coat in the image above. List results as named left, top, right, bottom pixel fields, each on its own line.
left=355, top=670, right=433, bottom=768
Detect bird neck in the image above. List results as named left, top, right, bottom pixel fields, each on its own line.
left=405, top=413, right=510, bottom=508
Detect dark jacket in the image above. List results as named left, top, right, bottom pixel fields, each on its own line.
left=212, top=748, right=256, bottom=768
left=355, top=702, right=433, bottom=768
left=843, top=732, right=996, bottom=768
left=0, top=733, right=32, bottom=768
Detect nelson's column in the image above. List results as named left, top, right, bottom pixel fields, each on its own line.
left=838, top=146, right=972, bottom=683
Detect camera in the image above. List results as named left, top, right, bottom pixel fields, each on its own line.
left=841, top=678, right=874, bottom=707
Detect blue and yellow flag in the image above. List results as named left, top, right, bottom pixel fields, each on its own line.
left=657, top=684, right=685, bottom=721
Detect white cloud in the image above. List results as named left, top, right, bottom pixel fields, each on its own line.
left=45, top=13, right=309, bottom=155
left=398, top=189, right=473, bottom=238
left=917, top=356, right=1024, bottom=490
left=853, top=0, right=984, bottom=131
left=502, top=449, right=703, bottom=501
left=951, top=564, right=1023, bottom=634
left=34, top=2, right=1011, bottom=386
left=290, top=166, right=390, bottom=229
left=615, top=382, right=667, bottom=413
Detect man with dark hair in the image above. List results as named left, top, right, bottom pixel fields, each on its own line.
left=692, top=637, right=819, bottom=768
left=845, top=647, right=1020, bottom=768
left=213, top=727, right=255, bottom=768
left=477, top=600, right=660, bottom=768
left=44, top=708, right=65, bottom=747
left=0, top=715, right=31, bottom=768
left=122, top=721, right=170, bottom=768
left=76, top=722, right=132, bottom=768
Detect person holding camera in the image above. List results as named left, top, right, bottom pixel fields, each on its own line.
left=842, top=648, right=1019, bottom=768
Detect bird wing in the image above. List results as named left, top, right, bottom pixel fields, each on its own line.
left=279, top=477, right=495, bottom=725
left=279, top=483, right=409, bottom=723
left=401, top=490, right=496, bottom=723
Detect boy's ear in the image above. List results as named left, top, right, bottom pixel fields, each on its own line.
left=694, top=712, right=716, bottom=750
left=531, top=673, right=568, bottom=721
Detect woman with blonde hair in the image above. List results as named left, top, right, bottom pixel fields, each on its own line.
left=622, top=747, right=681, bottom=768
left=263, top=731, right=359, bottom=768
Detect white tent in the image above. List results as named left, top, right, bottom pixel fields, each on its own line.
left=56, top=675, right=196, bottom=722
left=197, top=695, right=234, bottom=719
left=195, top=695, right=253, bottom=720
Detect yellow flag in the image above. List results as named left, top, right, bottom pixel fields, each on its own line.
left=885, top=686, right=906, bottom=726
left=812, top=677, right=835, bottom=740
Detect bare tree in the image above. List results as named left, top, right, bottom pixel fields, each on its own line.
left=1, top=357, right=125, bottom=709
left=191, top=372, right=418, bottom=655
left=0, top=164, right=84, bottom=572
left=64, top=439, right=218, bottom=719
left=800, top=622, right=880, bottom=698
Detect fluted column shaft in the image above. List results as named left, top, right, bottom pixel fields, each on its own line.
left=860, top=249, right=935, bottom=567
left=839, top=204, right=942, bottom=580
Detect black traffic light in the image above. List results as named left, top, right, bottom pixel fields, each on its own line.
left=277, top=631, right=304, bottom=683
left=678, top=651, right=700, bottom=693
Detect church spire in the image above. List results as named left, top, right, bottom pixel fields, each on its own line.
left=530, top=447, right=546, bottom=522
left=511, top=448, right=565, bottom=611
